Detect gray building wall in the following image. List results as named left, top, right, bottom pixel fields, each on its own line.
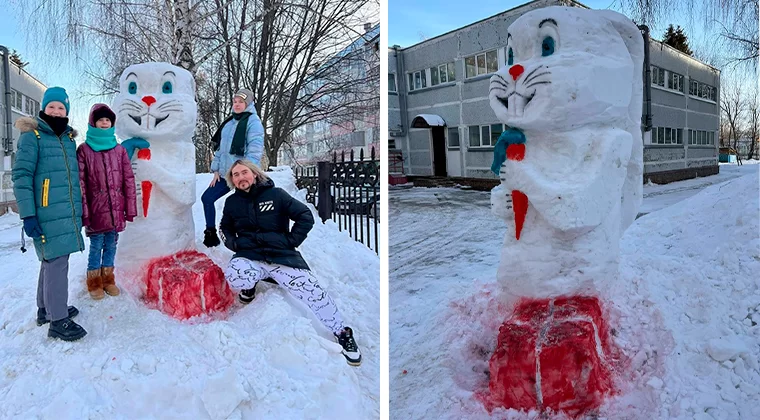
left=643, top=40, right=720, bottom=177
left=0, top=50, right=47, bottom=211
left=387, top=0, right=721, bottom=183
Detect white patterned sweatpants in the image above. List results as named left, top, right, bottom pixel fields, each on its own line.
left=224, top=257, right=346, bottom=334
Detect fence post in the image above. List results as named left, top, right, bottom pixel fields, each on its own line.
left=317, top=161, right=332, bottom=222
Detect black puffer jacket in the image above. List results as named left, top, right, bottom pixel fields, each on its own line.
left=219, top=178, right=314, bottom=270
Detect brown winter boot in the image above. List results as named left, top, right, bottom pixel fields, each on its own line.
left=101, top=266, right=120, bottom=296
left=87, top=269, right=105, bottom=300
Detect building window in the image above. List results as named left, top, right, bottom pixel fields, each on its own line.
left=408, top=70, right=427, bottom=91
left=689, top=79, right=716, bottom=102
left=651, top=66, right=666, bottom=87
left=490, top=124, right=503, bottom=145
left=465, top=50, right=499, bottom=78
left=25, top=97, right=40, bottom=115
left=668, top=71, right=684, bottom=92
left=431, top=62, right=456, bottom=86
left=447, top=127, right=460, bottom=148
left=11, top=89, right=23, bottom=110
left=688, top=129, right=715, bottom=145
left=651, top=126, right=683, bottom=145
left=468, top=123, right=504, bottom=147
left=652, top=66, right=684, bottom=93
left=389, top=74, right=397, bottom=92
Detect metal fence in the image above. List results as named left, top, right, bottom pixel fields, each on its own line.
left=294, top=147, right=379, bottom=254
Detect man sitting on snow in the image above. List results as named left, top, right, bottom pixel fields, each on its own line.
left=219, top=159, right=362, bottom=366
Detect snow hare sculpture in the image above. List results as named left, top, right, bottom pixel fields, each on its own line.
left=484, top=7, right=644, bottom=416
left=113, top=62, right=198, bottom=269
left=112, top=62, right=234, bottom=319
left=489, top=7, right=644, bottom=301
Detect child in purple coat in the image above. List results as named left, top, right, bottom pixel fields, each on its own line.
left=77, top=104, right=137, bottom=299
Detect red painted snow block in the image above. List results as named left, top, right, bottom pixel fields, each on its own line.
left=487, top=296, right=616, bottom=418
left=143, top=250, right=235, bottom=320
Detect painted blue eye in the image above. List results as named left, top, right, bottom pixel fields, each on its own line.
left=508, top=48, right=514, bottom=65
left=128, top=81, right=137, bottom=94
left=542, top=36, right=555, bottom=56
left=162, top=81, right=173, bottom=94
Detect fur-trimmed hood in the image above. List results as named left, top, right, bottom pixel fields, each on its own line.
left=14, top=116, right=78, bottom=138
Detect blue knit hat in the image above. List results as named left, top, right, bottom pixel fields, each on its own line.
left=42, top=87, right=70, bottom=115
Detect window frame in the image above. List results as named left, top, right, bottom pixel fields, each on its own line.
left=688, top=129, right=715, bottom=146
left=651, top=126, right=684, bottom=145
left=11, top=89, right=23, bottom=111
left=468, top=123, right=504, bottom=148
left=408, top=70, right=427, bottom=91
left=447, top=126, right=460, bottom=149
left=429, top=62, right=455, bottom=86
left=465, top=49, right=499, bottom=79
left=689, top=79, right=717, bottom=103
left=651, top=66, right=684, bottom=93
left=388, top=73, right=397, bottom=93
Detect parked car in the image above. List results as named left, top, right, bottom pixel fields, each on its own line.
left=334, top=186, right=379, bottom=218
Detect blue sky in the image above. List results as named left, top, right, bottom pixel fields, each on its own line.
left=0, top=6, right=109, bottom=135
left=388, top=0, right=712, bottom=50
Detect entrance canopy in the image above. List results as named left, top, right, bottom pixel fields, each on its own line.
left=411, top=114, right=446, bottom=128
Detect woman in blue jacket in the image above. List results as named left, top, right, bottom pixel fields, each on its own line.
left=203, top=88, right=265, bottom=247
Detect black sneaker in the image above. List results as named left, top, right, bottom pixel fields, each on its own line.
left=37, top=306, right=79, bottom=327
left=48, top=317, right=87, bottom=341
left=336, top=327, right=362, bottom=366
left=238, top=284, right=257, bottom=304
left=203, top=227, right=221, bottom=247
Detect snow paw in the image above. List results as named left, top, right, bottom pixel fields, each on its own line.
left=490, top=184, right=514, bottom=221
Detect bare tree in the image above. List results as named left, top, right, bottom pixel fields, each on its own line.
left=719, top=81, right=746, bottom=152
left=619, top=0, right=758, bottom=67
left=15, top=0, right=379, bottom=170
left=745, top=87, right=759, bottom=160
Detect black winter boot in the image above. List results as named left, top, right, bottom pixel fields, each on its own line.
left=203, top=227, right=221, bottom=247
left=48, top=317, right=87, bottom=341
left=238, top=284, right=257, bottom=304
left=37, top=306, right=79, bottom=326
left=336, top=326, right=362, bottom=366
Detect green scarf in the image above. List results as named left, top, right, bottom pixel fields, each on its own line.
left=211, top=111, right=252, bottom=156
left=85, top=126, right=118, bottom=151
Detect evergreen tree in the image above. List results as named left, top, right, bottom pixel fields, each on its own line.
left=663, top=24, right=694, bottom=56
left=9, top=50, right=28, bottom=69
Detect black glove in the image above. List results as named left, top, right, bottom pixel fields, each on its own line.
left=22, top=216, right=43, bottom=238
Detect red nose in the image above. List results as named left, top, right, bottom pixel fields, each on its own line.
left=142, top=96, right=156, bottom=106
left=509, top=64, right=524, bottom=81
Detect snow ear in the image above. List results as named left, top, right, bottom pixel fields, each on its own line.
left=597, top=10, right=645, bottom=232
left=597, top=10, right=644, bottom=129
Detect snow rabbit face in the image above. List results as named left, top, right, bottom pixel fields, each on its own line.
left=114, top=62, right=198, bottom=143
left=488, top=7, right=643, bottom=132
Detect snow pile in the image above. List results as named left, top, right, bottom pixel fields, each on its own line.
left=392, top=172, right=759, bottom=419
left=618, top=173, right=760, bottom=419
left=0, top=168, right=379, bottom=419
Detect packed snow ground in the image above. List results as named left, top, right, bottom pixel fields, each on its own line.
left=0, top=167, right=379, bottom=419
left=389, top=164, right=760, bottom=419
left=639, top=161, right=760, bottom=215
